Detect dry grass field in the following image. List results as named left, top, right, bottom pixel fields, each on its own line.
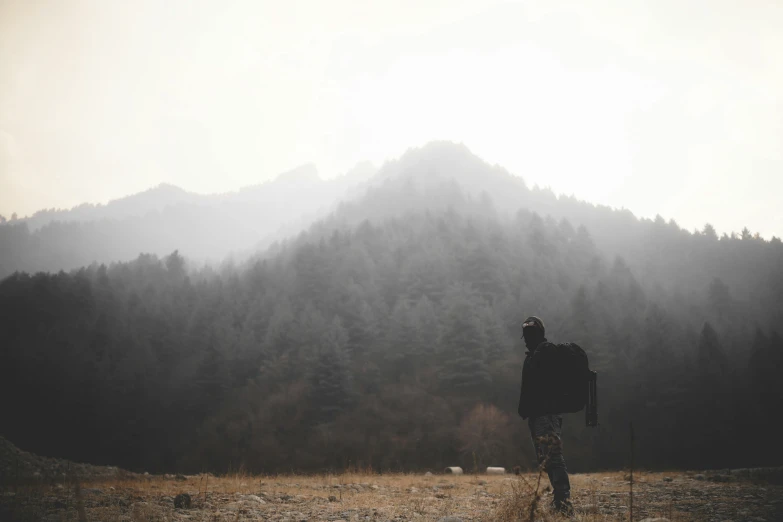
left=2, top=468, right=781, bottom=522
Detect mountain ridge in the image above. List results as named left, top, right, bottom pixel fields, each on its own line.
left=1, top=141, right=780, bottom=285
left=15, top=162, right=367, bottom=231
left=0, top=161, right=379, bottom=276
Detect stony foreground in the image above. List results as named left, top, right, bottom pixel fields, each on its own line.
left=1, top=468, right=782, bottom=522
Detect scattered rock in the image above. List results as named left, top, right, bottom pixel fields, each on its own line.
left=224, top=502, right=243, bottom=511
left=174, top=493, right=191, bottom=509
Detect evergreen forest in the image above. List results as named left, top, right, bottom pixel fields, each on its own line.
left=1, top=143, right=781, bottom=475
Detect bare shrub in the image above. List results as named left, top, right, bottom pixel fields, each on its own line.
left=457, top=403, right=511, bottom=470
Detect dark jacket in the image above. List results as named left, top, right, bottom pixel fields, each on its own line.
left=518, top=340, right=562, bottom=419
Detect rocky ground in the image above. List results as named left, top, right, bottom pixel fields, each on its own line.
left=1, top=438, right=782, bottom=521
left=0, top=437, right=138, bottom=484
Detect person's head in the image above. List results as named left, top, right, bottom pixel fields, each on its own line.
left=521, top=316, right=546, bottom=349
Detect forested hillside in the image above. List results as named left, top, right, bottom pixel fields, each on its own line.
left=1, top=143, right=781, bottom=475
left=0, top=162, right=375, bottom=278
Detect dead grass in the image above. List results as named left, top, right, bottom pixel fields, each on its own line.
left=2, top=469, right=778, bottom=521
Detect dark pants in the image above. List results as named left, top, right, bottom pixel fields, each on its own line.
left=528, top=414, right=571, bottom=501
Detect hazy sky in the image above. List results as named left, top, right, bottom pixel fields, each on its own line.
left=1, top=0, right=782, bottom=238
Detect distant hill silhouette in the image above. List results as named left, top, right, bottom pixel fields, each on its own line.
left=0, top=162, right=376, bottom=277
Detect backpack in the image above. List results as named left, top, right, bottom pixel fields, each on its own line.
left=550, top=342, right=598, bottom=426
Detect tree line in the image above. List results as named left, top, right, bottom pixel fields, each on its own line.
left=1, top=179, right=781, bottom=474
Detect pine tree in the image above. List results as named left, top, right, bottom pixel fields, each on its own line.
left=697, top=322, right=728, bottom=377
left=343, top=299, right=378, bottom=359
left=412, top=295, right=439, bottom=356
left=383, top=299, right=417, bottom=382
left=438, top=284, right=492, bottom=394
left=310, top=317, right=354, bottom=424
left=708, top=277, right=731, bottom=320
left=702, top=223, right=718, bottom=241
left=748, top=328, right=771, bottom=391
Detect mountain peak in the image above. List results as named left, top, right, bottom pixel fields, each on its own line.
left=274, top=164, right=321, bottom=185
left=381, top=141, right=492, bottom=179
left=397, top=141, right=476, bottom=165
left=148, top=183, right=187, bottom=194
left=373, top=140, right=521, bottom=194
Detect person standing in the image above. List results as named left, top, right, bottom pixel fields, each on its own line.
left=518, top=316, right=574, bottom=516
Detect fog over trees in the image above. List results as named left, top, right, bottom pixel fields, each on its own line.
left=1, top=142, right=781, bottom=474
left=0, top=161, right=376, bottom=277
